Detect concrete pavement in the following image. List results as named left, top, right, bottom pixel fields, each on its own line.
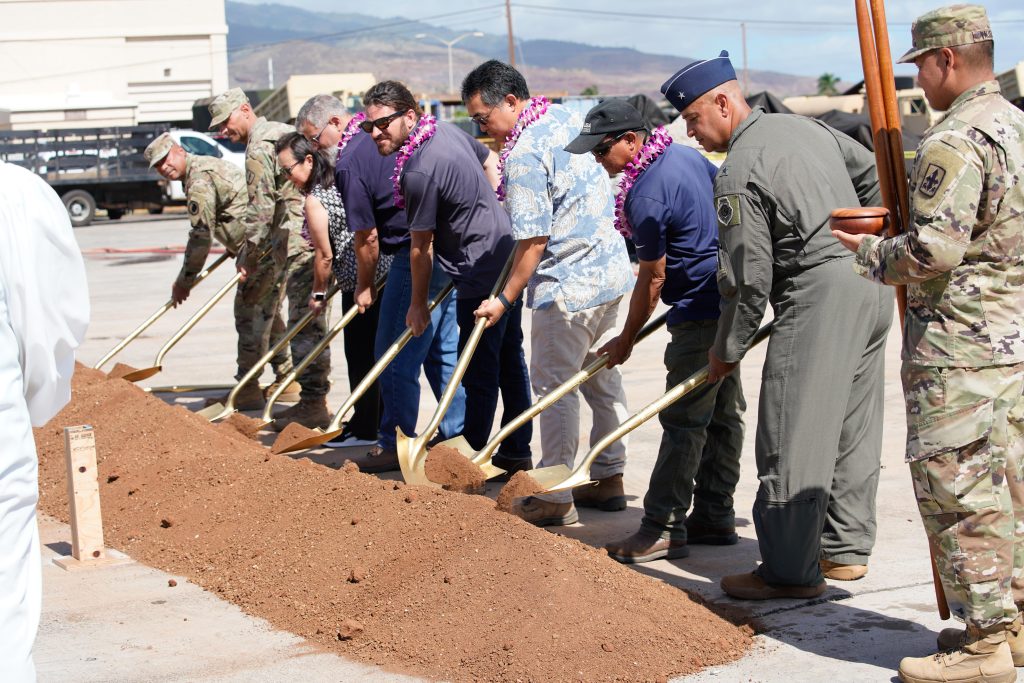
left=36, top=214, right=951, bottom=682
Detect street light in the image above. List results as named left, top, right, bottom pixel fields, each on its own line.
left=415, top=31, right=484, bottom=94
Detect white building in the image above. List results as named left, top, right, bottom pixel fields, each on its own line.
left=0, top=0, right=229, bottom=130
left=254, top=73, right=377, bottom=123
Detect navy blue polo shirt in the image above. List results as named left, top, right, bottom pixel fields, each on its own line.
left=335, top=131, right=409, bottom=255
left=401, top=121, right=513, bottom=301
left=625, top=143, right=721, bottom=324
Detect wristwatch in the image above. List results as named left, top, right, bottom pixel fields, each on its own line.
left=312, top=291, right=326, bottom=302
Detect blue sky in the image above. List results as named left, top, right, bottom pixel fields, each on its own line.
left=234, top=0, right=1024, bottom=80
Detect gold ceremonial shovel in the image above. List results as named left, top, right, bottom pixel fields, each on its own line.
left=119, top=270, right=243, bottom=382
left=527, top=322, right=772, bottom=496
left=93, top=253, right=229, bottom=371
left=436, top=311, right=669, bottom=480
left=397, top=253, right=516, bottom=486
left=197, top=283, right=341, bottom=421
left=269, top=281, right=456, bottom=454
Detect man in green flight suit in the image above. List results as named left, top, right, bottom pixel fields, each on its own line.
left=834, top=6, right=1024, bottom=682
left=664, top=51, right=894, bottom=599
left=209, top=88, right=332, bottom=428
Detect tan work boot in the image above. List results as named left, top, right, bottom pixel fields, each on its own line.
left=264, top=378, right=301, bottom=403
left=820, top=558, right=869, bottom=581
left=511, top=497, right=579, bottom=527
left=937, top=614, right=1024, bottom=667
left=271, top=396, right=331, bottom=432
left=899, top=625, right=1016, bottom=683
left=572, top=473, right=626, bottom=511
left=204, top=381, right=264, bottom=411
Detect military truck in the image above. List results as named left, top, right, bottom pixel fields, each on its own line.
left=0, top=124, right=165, bottom=227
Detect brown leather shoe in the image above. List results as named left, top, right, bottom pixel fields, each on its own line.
left=684, top=518, right=739, bottom=545
left=720, top=571, right=827, bottom=600
left=820, top=559, right=868, bottom=581
left=511, top=497, right=579, bottom=527
left=605, top=529, right=689, bottom=564
left=572, top=473, right=626, bottom=511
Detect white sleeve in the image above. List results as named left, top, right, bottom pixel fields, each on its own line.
left=0, top=162, right=90, bottom=426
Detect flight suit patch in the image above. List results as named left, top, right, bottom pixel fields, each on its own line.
left=716, top=195, right=741, bottom=228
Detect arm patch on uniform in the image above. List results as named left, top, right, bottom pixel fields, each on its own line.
left=188, top=200, right=199, bottom=215
left=245, top=157, right=262, bottom=192
left=918, top=164, right=946, bottom=198
left=912, top=143, right=968, bottom=215
left=716, top=195, right=741, bottom=228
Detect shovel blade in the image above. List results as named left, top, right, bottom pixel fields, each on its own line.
left=526, top=464, right=593, bottom=496
left=434, top=435, right=475, bottom=458
left=274, top=427, right=340, bottom=455
left=196, top=403, right=228, bottom=421
left=396, top=428, right=438, bottom=488
left=121, top=366, right=161, bottom=382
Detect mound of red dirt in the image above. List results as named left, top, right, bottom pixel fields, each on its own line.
left=33, top=363, right=752, bottom=682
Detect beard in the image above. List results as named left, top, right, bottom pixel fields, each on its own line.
left=374, top=118, right=412, bottom=156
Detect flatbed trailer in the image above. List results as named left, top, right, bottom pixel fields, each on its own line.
left=0, top=124, right=166, bottom=227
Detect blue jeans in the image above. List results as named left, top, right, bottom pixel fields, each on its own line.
left=374, top=249, right=465, bottom=450
left=454, top=297, right=532, bottom=460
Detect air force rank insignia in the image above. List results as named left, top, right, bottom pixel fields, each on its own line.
left=919, top=163, right=946, bottom=198
left=716, top=195, right=740, bottom=227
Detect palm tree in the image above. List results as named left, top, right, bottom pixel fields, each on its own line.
left=817, top=73, right=841, bottom=96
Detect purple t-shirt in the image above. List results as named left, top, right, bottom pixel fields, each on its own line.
left=401, top=121, right=513, bottom=300
left=335, top=131, right=409, bottom=255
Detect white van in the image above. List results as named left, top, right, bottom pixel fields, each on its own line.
left=162, top=130, right=246, bottom=202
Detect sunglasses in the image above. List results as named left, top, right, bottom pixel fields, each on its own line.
left=281, top=157, right=305, bottom=177
left=359, top=109, right=409, bottom=134
left=310, top=122, right=331, bottom=147
left=592, top=130, right=636, bottom=158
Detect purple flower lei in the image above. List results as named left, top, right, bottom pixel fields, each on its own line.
left=614, top=126, right=672, bottom=238
left=336, top=112, right=365, bottom=159
left=391, top=114, right=438, bottom=209
left=496, top=96, right=550, bottom=201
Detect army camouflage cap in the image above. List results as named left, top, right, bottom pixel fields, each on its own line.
left=208, top=87, right=248, bottom=130
left=897, top=4, right=993, bottom=64
left=144, top=132, right=176, bottom=168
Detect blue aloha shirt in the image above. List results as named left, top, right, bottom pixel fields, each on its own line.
left=503, top=103, right=634, bottom=311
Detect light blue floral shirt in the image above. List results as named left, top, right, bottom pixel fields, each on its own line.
left=504, top=104, right=634, bottom=311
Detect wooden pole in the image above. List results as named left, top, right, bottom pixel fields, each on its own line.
left=855, top=0, right=950, bottom=622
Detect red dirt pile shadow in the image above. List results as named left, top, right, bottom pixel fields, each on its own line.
left=34, top=363, right=752, bottom=682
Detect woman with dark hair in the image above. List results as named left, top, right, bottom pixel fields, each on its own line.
left=275, top=131, right=391, bottom=446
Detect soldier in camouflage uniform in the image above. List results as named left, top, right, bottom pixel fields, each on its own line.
left=144, top=133, right=294, bottom=409
left=209, top=88, right=332, bottom=428
left=834, top=6, right=1024, bottom=682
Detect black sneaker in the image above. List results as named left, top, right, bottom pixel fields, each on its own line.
left=324, top=428, right=377, bottom=449
left=490, top=454, right=533, bottom=482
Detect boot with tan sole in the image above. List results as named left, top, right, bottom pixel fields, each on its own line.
left=936, top=614, right=1024, bottom=667
left=265, top=378, right=301, bottom=403
left=898, top=625, right=1017, bottom=683
left=204, top=380, right=264, bottom=411
left=271, top=396, right=331, bottom=432
left=820, top=558, right=869, bottom=581
left=572, top=473, right=626, bottom=511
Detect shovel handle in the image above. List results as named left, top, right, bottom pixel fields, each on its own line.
left=473, top=310, right=670, bottom=465
left=93, top=252, right=230, bottom=370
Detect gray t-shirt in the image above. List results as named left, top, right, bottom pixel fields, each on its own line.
left=401, top=121, right=513, bottom=300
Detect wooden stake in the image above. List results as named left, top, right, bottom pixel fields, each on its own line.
left=53, top=425, right=130, bottom=571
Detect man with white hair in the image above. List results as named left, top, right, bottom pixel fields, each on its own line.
left=0, top=160, right=89, bottom=681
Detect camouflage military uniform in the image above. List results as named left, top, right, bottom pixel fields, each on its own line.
left=238, top=117, right=330, bottom=397
left=856, top=81, right=1024, bottom=629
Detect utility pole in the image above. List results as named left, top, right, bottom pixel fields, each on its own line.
left=740, top=23, right=749, bottom=96
left=505, top=0, right=516, bottom=66
left=268, top=58, right=274, bottom=90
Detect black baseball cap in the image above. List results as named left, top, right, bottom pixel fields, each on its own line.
left=564, top=99, right=647, bottom=154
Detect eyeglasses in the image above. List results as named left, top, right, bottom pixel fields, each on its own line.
left=310, top=122, right=331, bottom=147
left=592, top=130, right=635, bottom=158
left=281, top=158, right=304, bottom=177
left=470, top=104, right=498, bottom=126
left=359, top=110, right=409, bottom=134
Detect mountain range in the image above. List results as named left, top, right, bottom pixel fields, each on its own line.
left=226, top=2, right=824, bottom=100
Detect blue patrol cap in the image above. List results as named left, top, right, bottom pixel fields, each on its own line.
left=661, top=51, right=737, bottom=113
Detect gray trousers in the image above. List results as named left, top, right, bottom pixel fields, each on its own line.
left=753, top=256, right=892, bottom=587
left=642, top=319, right=746, bottom=541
